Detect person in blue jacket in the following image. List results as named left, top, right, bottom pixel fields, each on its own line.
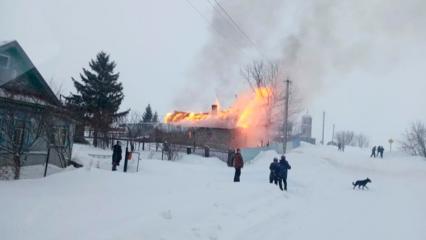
left=269, top=158, right=279, bottom=185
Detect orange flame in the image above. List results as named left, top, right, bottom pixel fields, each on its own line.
left=164, top=87, right=274, bottom=143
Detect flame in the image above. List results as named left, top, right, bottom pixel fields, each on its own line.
left=164, top=87, right=274, bottom=146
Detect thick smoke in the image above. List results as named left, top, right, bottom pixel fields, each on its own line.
left=176, top=0, right=426, bottom=108
left=174, top=0, right=285, bottom=109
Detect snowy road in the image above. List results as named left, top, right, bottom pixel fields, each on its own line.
left=1, top=144, right=425, bottom=240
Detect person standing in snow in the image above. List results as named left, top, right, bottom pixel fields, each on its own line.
left=112, top=141, right=122, bottom=171
left=277, top=155, right=291, bottom=191
left=370, top=146, right=377, bottom=158
left=233, top=148, right=244, bottom=182
left=269, top=158, right=279, bottom=185
left=378, top=146, right=384, bottom=158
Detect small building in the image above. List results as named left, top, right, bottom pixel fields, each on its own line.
left=301, top=114, right=312, bottom=138
left=298, top=114, right=316, bottom=144
left=0, top=40, right=75, bottom=176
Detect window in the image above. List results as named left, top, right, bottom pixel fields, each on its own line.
left=13, top=120, right=29, bottom=147
left=0, top=54, right=10, bottom=69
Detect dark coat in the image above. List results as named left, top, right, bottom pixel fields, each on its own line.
left=269, top=162, right=279, bottom=176
left=233, top=153, right=244, bottom=169
left=277, top=159, right=291, bottom=178
left=112, top=144, right=122, bottom=163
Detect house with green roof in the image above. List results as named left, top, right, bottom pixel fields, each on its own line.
left=0, top=40, right=75, bottom=178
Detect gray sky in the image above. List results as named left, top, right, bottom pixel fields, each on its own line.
left=1, top=0, right=425, bottom=146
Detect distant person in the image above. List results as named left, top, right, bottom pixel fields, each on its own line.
left=269, top=158, right=279, bottom=185
left=162, top=141, right=171, bottom=160
left=233, top=148, right=244, bottom=182
left=370, top=146, right=377, bottom=158
left=337, top=143, right=342, bottom=151
left=277, top=155, right=291, bottom=191
left=378, top=146, right=384, bottom=158
left=112, top=141, right=122, bottom=171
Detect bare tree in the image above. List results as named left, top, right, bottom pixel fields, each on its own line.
left=0, top=106, right=51, bottom=179
left=241, top=60, right=303, bottom=141
left=353, top=133, right=370, bottom=148
left=122, top=111, right=144, bottom=139
left=241, top=60, right=279, bottom=105
left=401, top=122, right=426, bottom=158
left=335, top=130, right=355, bottom=146
left=48, top=77, right=64, bottom=100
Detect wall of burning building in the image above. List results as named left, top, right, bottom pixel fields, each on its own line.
left=152, top=124, right=242, bottom=150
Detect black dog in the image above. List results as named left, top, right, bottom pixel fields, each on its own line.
left=352, top=178, right=371, bottom=190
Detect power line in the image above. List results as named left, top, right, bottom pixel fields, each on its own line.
left=210, top=0, right=269, bottom=61
left=182, top=0, right=252, bottom=56
left=183, top=0, right=212, bottom=27
left=184, top=0, right=269, bottom=62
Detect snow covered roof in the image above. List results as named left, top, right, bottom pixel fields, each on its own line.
left=0, top=88, right=53, bottom=107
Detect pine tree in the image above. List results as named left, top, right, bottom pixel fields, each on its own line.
left=152, top=111, right=159, bottom=123
left=68, top=51, right=128, bottom=147
left=142, top=104, right=153, bottom=123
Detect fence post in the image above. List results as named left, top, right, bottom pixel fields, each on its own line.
left=43, top=146, right=51, bottom=177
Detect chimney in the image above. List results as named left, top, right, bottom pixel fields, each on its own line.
left=211, top=104, right=218, bottom=116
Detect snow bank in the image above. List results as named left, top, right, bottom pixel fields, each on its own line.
left=0, top=143, right=425, bottom=240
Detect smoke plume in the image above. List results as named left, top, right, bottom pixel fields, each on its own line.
left=176, top=0, right=426, bottom=108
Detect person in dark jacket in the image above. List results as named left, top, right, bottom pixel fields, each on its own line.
left=277, top=155, right=291, bottom=191
left=233, top=148, right=244, bottom=182
left=269, top=158, right=279, bottom=185
left=370, top=146, right=376, bottom=158
left=378, top=146, right=384, bottom=158
left=112, top=141, right=122, bottom=171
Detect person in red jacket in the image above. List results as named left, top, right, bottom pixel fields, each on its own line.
left=233, top=148, right=244, bottom=182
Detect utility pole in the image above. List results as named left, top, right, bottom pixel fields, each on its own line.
left=283, top=79, right=290, bottom=154
left=332, top=124, right=335, bottom=143
left=321, top=111, right=325, bottom=145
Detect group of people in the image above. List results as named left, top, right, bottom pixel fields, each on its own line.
left=230, top=148, right=292, bottom=191
left=269, top=156, right=292, bottom=191
left=337, top=143, right=345, bottom=152
left=371, top=145, right=385, bottom=158
left=114, top=143, right=292, bottom=190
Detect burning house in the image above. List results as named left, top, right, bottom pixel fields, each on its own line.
left=163, top=87, right=279, bottom=150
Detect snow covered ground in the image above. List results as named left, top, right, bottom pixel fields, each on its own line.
left=1, top=143, right=425, bottom=240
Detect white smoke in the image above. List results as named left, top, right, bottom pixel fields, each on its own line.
left=177, top=0, right=426, bottom=108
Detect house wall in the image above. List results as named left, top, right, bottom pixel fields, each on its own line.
left=0, top=107, right=75, bottom=168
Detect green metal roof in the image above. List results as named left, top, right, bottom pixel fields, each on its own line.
left=0, top=40, right=60, bottom=106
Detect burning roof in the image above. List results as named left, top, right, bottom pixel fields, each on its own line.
left=164, top=87, right=272, bottom=128
left=164, top=87, right=277, bottom=147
